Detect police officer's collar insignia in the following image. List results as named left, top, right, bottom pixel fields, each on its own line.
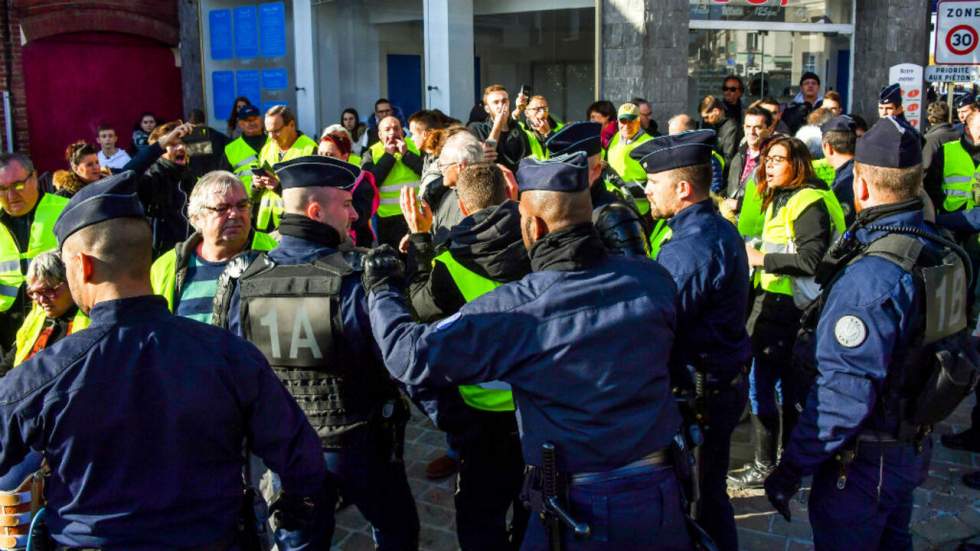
left=834, top=315, right=868, bottom=348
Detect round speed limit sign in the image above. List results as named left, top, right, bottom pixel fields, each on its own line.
left=948, top=24, right=980, bottom=56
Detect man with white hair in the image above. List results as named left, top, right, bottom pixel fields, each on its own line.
left=150, top=171, right=277, bottom=322
left=423, top=130, right=486, bottom=243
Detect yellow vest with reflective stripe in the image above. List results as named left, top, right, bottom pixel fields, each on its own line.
left=0, top=194, right=69, bottom=312
left=812, top=158, right=836, bottom=187
left=522, top=120, right=565, bottom=160
left=648, top=219, right=672, bottom=260
left=369, top=138, right=421, bottom=218
left=759, top=187, right=845, bottom=308
left=257, top=134, right=317, bottom=231
left=607, top=131, right=653, bottom=214
left=150, top=232, right=279, bottom=312
left=14, top=304, right=90, bottom=366
left=224, top=135, right=266, bottom=193
left=433, top=249, right=515, bottom=412
left=941, top=140, right=978, bottom=212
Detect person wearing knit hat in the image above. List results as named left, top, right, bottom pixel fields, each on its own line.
left=782, top=72, right=823, bottom=135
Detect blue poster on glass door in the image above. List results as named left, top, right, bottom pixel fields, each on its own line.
left=236, top=71, right=261, bottom=106
left=234, top=6, right=258, bottom=59
left=209, top=9, right=233, bottom=61
left=213, top=71, right=236, bottom=118
left=259, top=2, right=287, bottom=58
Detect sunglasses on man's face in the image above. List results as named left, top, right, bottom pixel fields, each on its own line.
left=722, top=86, right=740, bottom=93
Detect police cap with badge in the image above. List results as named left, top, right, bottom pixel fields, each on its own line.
left=955, top=92, right=978, bottom=111
left=628, top=129, right=717, bottom=175
left=544, top=122, right=603, bottom=157
left=516, top=151, right=590, bottom=194
left=54, top=170, right=146, bottom=247
left=879, top=83, right=902, bottom=107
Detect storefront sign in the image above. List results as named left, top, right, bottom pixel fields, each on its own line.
left=925, top=64, right=980, bottom=81
left=889, top=63, right=924, bottom=129
left=936, top=0, right=980, bottom=64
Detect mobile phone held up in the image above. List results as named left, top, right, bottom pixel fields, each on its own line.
left=519, top=84, right=532, bottom=98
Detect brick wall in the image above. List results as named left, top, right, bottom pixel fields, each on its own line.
left=0, top=0, right=179, bottom=153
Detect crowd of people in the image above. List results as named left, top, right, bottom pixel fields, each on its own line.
left=0, top=72, right=976, bottom=551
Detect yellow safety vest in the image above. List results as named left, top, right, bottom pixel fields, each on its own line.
left=0, top=194, right=69, bottom=312
left=737, top=177, right=765, bottom=240
left=348, top=153, right=362, bottom=167
left=13, top=304, right=90, bottom=366
left=522, top=119, right=565, bottom=160
left=150, top=232, right=279, bottom=312
left=607, top=131, right=653, bottom=215
left=941, top=140, right=978, bottom=212
left=369, top=138, right=421, bottom=218
left=648, top=219, right=672, bottom=260
left=759, top=187, right=845, bottom=308
left=811, top=158, right=836, bottom=187
left=257, top=134, right=317, bottom=231
left=224, top=135, right=267, bottom=193
left=433, top=250, right=515, bottom=412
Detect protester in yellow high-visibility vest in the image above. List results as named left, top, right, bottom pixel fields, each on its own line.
left=252, top=105, right=317, bottom=234
left=520, top=95, right=564, bottom=160
left=3, top=251, right=89, bottom=372
left=362, top=115, right=423, bottom=248
left=221, top=104, right=267, bottom=195
left=729, top=135, right=845, bottom=491
left=0, top=153, right=69, bottom=351
left=606, top=103, right=654, bottom=215
left=399, top=163, right=530, bottom=549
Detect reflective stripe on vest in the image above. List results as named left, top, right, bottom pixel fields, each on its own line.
left=370, top=137, right=421, bottom=218
left=759, top=187, right=845, bottom=308
left=257, top=134, right=317, bottom=231
left=225, top=136, right=266, bottom=193
left=0, top=194, right=69, bottom=312
left=433, top=250, right=515, bottom=412
left=14, top=304, right=90, bottom=366
left=150, top=232, right=279, bottom=313
left=811, top=158, right=836, bottom=187
left=648, top=219, right=672, bottom=260
left=941, top=140, right=978, bottom=212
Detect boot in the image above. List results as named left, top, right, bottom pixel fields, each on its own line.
left=728, top=414, right=777, bottom=490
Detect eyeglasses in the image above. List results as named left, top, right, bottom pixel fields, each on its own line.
left=27, top=282, right=64, bottom=302
left=438, top=161, right=460, bottom=173
left=0, top=171, right=33, bottom=194
left=203, top=200, right=251, bottom=215
left=527, top=106, right=549, bottom=113
left=376, top=108, right=393, bottom=116
left=722, top=86, right=741, bottom=92
left=764, top=155, right=788, bottom=165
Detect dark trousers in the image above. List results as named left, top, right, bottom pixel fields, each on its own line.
left=520, top=464, right=692, bottom=551
left=699, top=378, right=748, bottom=551
left=456, top=409, right=528, bottom=551
left=749, top=317, right=801, bottom=445
left=374, top=214, right=408, bottom=249
left=809, top=440, right=931, bottom=551
left=323, top=428, right=420, bottom=551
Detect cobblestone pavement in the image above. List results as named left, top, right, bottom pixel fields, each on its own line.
left=331, top=397, right=980, bottom=550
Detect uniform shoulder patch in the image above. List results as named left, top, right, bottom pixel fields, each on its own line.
left=834, top=315, right=868, bottom=348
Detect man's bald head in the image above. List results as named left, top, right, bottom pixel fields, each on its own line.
left=62, top=217, right=153, bottom=311
left=518, top=188, right=593, bottom=250
left=378, top=116, right=403, bottom=144
left=667, top=114, right=696, bottom=135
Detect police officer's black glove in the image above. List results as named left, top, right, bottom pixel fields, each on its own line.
left=764, top=462, right=801, bottom=522
left=363, top=244, right=406, bottom=294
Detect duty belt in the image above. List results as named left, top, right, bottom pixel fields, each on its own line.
left=570, top=449, right=670, bottom=486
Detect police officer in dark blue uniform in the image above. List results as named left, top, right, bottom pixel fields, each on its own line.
left=765, top=117, right=969, bottom=549
left=0, top=172, right=329, bottom=549
left=363, top=152, right=693, bottom=550
left=821, top=115, right=858, bottom=226
left=878, top=84, right=922, bottom=142
left=222, top=156, right=420, bottom=550
left=630, top=129, right=751, bottom=551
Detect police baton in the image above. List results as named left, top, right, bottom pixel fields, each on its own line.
left=541, top=443, right=590, bottom=551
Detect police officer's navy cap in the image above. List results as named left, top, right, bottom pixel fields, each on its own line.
left=516, top=151, right=589, bottom=193
left=854, top=116, right=922, bottom=169
left=275, top=155, right=359, bottom=190
left=879, top=83, right=902, bottom=106
left=54, top=170, right=145, bottom=247
left=237, top=104, right=260, bottom=119
left=629, top=129, right=717, bottom=174
left=820, top=114, right=856, bottom=135
left=956, top=93, right=977, bottom=110
left=545, top=122, right=602, bottom=157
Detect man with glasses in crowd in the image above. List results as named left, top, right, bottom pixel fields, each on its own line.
left=367, top=98, right=395, bottom=148
left=721, top=75, right=745, bottom=125
left=0, top=152, right=69, bottom=352
left=520, top=95, right=563, bottom=160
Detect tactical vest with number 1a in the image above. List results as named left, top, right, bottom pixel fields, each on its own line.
left=238, top=250, right=397, bottom=446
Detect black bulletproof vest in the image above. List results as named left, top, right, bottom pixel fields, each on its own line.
left=239, top=251, right=397, bottom=447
